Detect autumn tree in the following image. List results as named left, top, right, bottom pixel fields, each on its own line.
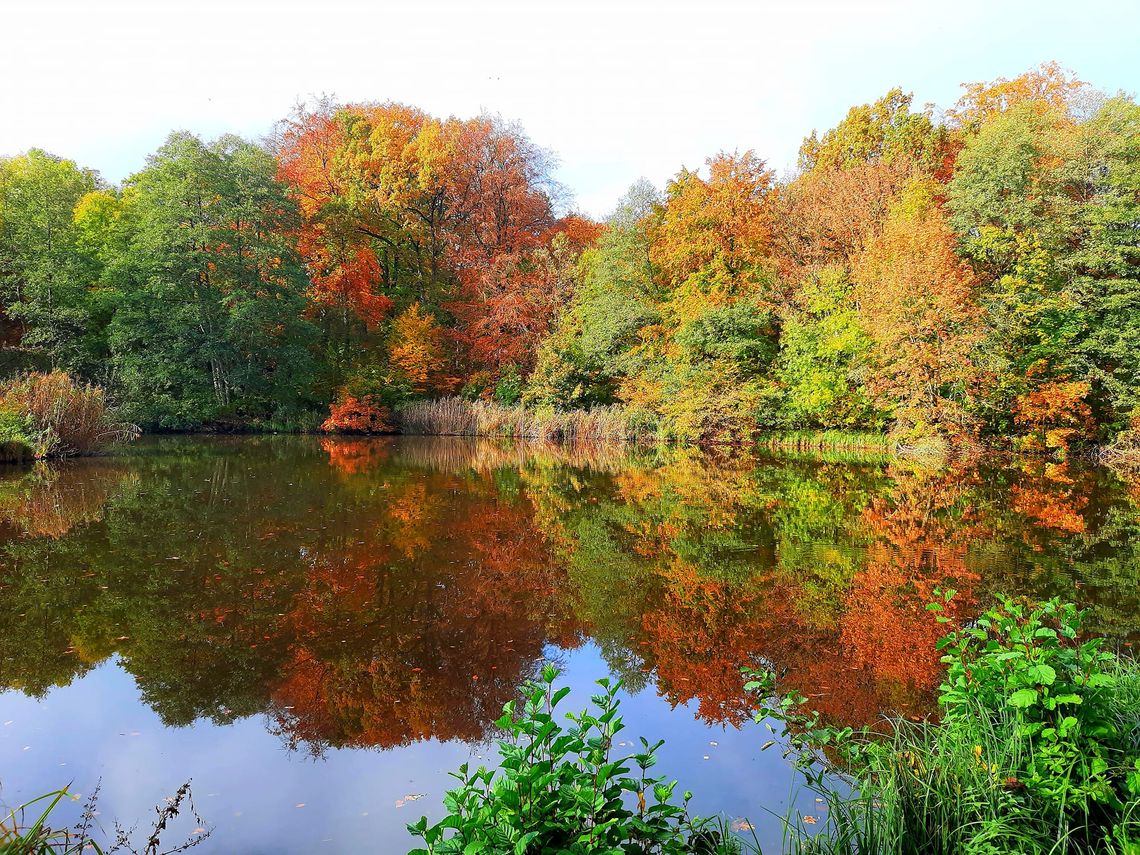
left=853, top=180, right=984, bottom=439
left=388, top=301, right=452, bottom=394
left=798, top=88, right=940, bottom=174
left=947, top=61, right=1087, bottom=130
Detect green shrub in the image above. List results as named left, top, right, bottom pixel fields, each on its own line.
left=0, top=405, right=33, bottom=462
left=408, top=664, right=738, bottom=854
left=494, top=364, right=525, bottom=406
left=933, top=595, right=1138, bottom=820
left=750, top=595, right=1140, bottom=855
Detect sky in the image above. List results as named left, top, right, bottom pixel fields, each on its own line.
left=2, top=0, right=1139, bottom=218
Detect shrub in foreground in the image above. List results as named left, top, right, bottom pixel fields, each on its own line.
left=752, top=595, right=1140, bottom=855
left=408, top=664, right=738, bottom=854
left=0, top=371, right=138, bottom=458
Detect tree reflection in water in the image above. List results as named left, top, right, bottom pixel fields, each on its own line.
left=0, top=435, right=1136, bottom=755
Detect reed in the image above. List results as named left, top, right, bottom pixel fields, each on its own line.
left=395, top=397, right=655, bottom=443
left=0, top=371, right=139, bottom=458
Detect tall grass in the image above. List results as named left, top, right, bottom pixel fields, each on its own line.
left=0, top=371, right=139, bottom=458
left=0, top=781, right=208, bottom=854
left=396, top=397, right=656, bottom=443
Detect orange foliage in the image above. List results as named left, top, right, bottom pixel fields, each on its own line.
left=853, top=183, right=983, bottom=436
left=949, top=61, right=1085, bottom=128
left=388, top=302, right=453, bottom=394
left=650, top=151, right=775, bottom=301
left=320, top=395, right=393, bottom=434
left=774, top=160, right=911, bottom=280
left=1013, top=365, right=1092, bottom=454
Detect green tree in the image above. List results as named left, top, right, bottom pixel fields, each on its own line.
left=106, top=133, right=320, bottom=428
left=527, top=180, right=661, bottom=407
left=0, top=149, right=99, bottom=369
left=774, top=265, right=879, bottom=428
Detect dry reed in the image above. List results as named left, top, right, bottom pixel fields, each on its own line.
left=396, top=397, right=652, bottom=443
left=0, top=371, right=140, bottom=458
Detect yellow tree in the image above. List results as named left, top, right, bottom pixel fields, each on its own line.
left=388, top=302, right=452, bottom=394
left=948, top=62, right=1086, bottom=130
left=853, top=180, right=985, bottom=439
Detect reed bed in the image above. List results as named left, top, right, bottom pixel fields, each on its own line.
left=0, top=371, right=139, bottom=458
left=396, top=397, right=654, bottom=443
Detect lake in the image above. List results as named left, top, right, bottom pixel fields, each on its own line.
left=0, top=436, right=1137, bottom=852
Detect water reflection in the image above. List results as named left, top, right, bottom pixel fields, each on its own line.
left=0, top=436, right=1137, bottom=833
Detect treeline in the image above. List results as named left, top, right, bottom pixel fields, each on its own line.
left=0, top=62, right=1137, bottom=451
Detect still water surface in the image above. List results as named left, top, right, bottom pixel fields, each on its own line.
left=0, top=436, right=1137, bottom=851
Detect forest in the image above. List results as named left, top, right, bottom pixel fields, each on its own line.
left=1, top=61, right=1138, bottom=454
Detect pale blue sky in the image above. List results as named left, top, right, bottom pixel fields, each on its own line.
left=2, top=0, right=1137, bottom=217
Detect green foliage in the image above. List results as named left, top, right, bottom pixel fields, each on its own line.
left=0, top=404, right=33, bottom=461
left=774, top=267, right=880, bottom=429
left=527, top=182, right=661, bottom=409
left=494, top=363, right=525, bottom=406
left=932, top=595, right=1135, bottom=816
left=797, top=88, right=939, bottom=173
left=675, top=299, right=777, bottom=371
left=0, top=149, right=100, bottom=372
left=105, top=133, right=321, bottom=429
left=408, top=664, right=736, bottom=854
left=750, top=595, right=1140, bottom=855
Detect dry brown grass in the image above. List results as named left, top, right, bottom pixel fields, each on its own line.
left=0, top=371, right=140, bottom=458
left=396, top=397, right=653, bottom=443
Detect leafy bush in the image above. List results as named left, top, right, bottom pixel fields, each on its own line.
left=749, top=595, right=1140, bottom=855
left=408, top=665, right=737, bottom=854
left=494, top=364, right=525, bottom=406
left=0, top=405, right=34, bottom=462
left=932, top=595, right=1138, bottom=822
left=320, top=394, right=394, bottom=434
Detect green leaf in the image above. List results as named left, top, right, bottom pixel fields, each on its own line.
left=1027, top=663, right=1056, bottom=685
left=1008, top=688, right=1038, bottom=708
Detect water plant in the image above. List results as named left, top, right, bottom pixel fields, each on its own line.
left=0, top=781, right=208, bottom=854
left=408, top=664, right=738, bottom=854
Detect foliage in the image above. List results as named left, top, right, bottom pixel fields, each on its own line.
left=494, top=363, right=525, bottom=405
left=320, top=394, right=393, bottom=433
left=407, top=664, right=737, bottom=854
left=2, top=62, right=1139, bottom=451
left=751, top=595, right=1140, bottom=855
left=853, top=181, right=983, bottom=440
left=105, top=133, right=321, bottom=429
